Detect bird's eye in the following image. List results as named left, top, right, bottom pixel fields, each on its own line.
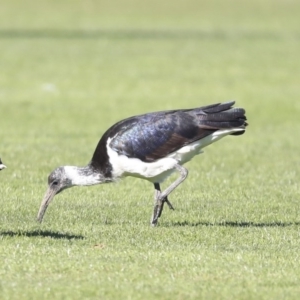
left=52, top=181, right=59, bottom=186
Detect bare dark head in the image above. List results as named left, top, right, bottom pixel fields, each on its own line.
left=37, top=164, right=103, bottom=223
left=37, top=166, right=73, bottom=223
left=48, top=167, right=73, bottom=192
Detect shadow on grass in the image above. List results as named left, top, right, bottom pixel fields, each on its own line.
left=171, top=221, right=300, bottom=227
left=0, top=230, right=84, bottom=240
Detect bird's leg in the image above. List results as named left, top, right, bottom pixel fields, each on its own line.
left=151, top=164, right=188, bottom=226
left=152, top=184, right=161, bottom=226
left=152, top=183, right=175, bottom=224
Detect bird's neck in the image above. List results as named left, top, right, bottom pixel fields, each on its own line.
left=64, top=165, right=110, bottom=186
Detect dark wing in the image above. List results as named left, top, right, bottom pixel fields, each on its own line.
left=91, top=101, right=247, bottom=166
left=109, top=111, right=200, bottom=162
left=109, top=101, right=246, bottom=162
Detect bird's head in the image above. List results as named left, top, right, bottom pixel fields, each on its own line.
left=37, top=164, right=104, bottom=223
left=37, top=166, right=73, bottom=223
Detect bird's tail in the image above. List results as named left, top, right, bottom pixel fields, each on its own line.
left=194, top=101, right=247, bottom=135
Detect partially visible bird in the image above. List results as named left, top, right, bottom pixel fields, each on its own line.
left=0, top=158, right=6, bottom=171
left=37, top=101, right=247, bottom=226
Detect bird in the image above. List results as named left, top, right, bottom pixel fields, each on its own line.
left=0, top=158, right=6, bottom=171
left=37, top=101, right=247, bottom=226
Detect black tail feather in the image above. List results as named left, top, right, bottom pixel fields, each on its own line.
left=201, top=101, right=235, bottom=114
left=193, top=101, right=247, bottom=131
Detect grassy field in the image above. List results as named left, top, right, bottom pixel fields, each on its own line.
left=1, top=0, right=300, bottom=299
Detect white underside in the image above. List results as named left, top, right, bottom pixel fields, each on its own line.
left=107, top=128, right=243, bottom=183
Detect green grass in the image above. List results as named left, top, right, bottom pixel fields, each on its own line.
left=1, top=0, right=300, bottom=299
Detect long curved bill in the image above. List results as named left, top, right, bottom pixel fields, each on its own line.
left=37, top=186, right=58, bottom=223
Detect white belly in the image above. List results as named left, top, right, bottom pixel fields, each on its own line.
left=107, top=128, right=243, bottom=183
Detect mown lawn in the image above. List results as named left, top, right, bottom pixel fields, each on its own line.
left=1, top=0, right=300, bottom=299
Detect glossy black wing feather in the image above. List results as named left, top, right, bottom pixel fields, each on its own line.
left=109, top=112, right=194, bottom=162
left=198, top=110, right=246, bottom=128
left=90, top=101, right=247, bottom=167
left=201, top=101, right=234, bottom=113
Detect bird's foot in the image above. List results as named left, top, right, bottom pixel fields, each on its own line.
left=151, top=197, right=174, bottom=226
left=150, top=198, right=164, bottom=226
left=165, top=199, right=175, bottom=210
